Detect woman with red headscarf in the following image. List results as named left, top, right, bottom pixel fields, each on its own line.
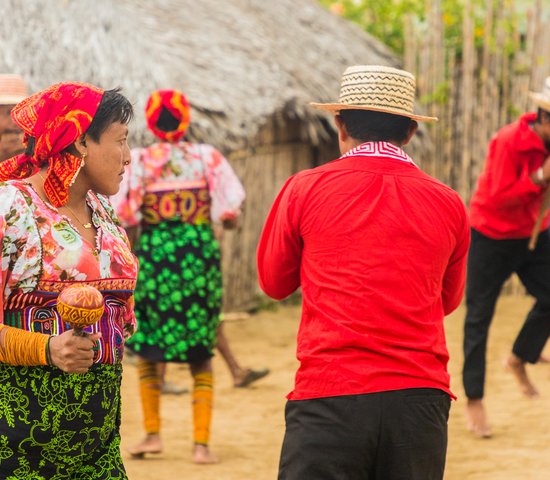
left=112, top=89, right=245, bottom=464
left=0, top=82, right=137, bottom=478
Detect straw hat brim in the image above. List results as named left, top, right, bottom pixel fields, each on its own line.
left=529, top=92, right=550, bottom=113
left=310, top=102, right=437, bottom=122
left=0, top=94, right=26, bottom=106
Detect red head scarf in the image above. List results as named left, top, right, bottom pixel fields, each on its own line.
left=145, top=90, right=190, bottom=143
left=0, top=82, right=104, bottom=207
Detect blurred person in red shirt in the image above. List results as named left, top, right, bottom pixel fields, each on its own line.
left=258, top=65, right=470, bottom=480
left=463, top=76, right=550, bottom=439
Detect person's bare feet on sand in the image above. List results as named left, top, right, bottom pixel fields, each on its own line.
left=127, top=434, right=163, bottom=458
left=192, top=443, right=218, bottom=464
left=465, top=398, right=492, bottom=438
left=505, top=353, right=539, bottom=398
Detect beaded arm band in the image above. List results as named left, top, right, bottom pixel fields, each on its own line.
left=0, top=324, right=50, bottom=366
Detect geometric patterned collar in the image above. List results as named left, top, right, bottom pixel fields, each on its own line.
left=340, top=141, right=417, bottom=167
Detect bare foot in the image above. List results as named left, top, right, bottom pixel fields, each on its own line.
left=504, top=354, right=539, bottom=398
left=192, top=443, right=218, bottom=464
left=538, top=354, right=550, bottom=364
left=465, top=398, right=492, bottom=438
left=127, top=434, right=163, bottom=459
left=161, top=381, right=189, bottom=395
left=233, top=368, right=270, bottom=388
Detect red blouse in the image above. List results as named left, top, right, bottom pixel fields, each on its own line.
left=0, top=181, right=138, bottom=364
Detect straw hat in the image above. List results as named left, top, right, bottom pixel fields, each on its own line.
left=310, top=65, right=437, bottom=122
left=530, top=76, right=550, bottom=112
left=0, top=74, right=28, bottom=105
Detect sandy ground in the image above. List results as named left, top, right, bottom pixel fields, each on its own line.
left=120, top=295, right=550, bottom=479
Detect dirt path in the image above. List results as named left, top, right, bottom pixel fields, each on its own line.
left=120, top=295, right=550, bottom=479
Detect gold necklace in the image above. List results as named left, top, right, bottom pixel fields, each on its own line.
left=37, top=172, right=93, bottom=229
left=62, top=203, right=93, bottom=229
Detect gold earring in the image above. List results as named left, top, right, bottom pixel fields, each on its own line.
left=69, top=153, right=87, bottom=187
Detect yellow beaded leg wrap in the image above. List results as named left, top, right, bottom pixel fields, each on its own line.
left=137, top=358, right=162, bottom=434
left=192, top=371, right=213, bottom=446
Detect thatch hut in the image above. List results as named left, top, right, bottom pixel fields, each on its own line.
left=1, top=0, right=431, bottom=311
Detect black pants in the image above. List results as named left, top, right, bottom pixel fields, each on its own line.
left=463, top=228, right=550, bottom=399
left=278, top=389, right=450, bottom=480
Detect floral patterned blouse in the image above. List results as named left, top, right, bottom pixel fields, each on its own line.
left=112, top=142, right=245, bottom=228
left=0, top=180, right=138, bottom=365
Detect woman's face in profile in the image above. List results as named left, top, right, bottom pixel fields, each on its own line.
left=80, top=121, right=131, bottom=196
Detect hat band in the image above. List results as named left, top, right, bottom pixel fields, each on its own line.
left=338, top=74, right=416, bottom=115
left=337, top=96, right=415, bottom=115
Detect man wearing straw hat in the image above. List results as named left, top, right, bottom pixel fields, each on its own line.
left=0, top=74, right=28, bottom=162
left=462, top=76, right=550, bottom=439
left=0, top=74, right=27, bottom=162
left=258, top=65, right=470, bottom=480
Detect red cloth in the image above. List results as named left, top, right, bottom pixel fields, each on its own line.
left=257, top=142, right=470, bottom=400
left=0, top=82, right=103, bottom=207
left=145, top=90, right=190, bottom=143
left=469, top=112, right=550, bottom=239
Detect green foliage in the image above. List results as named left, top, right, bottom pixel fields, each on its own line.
left=318, top=0, right=505, bottom=55
left=318, top=0, right=424, bottom=53
left=419, top=80, right=450, bottom=105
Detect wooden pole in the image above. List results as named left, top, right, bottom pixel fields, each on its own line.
left=529, top=184, right=550, bottom=251
left=460, top=0, right=475, bottom=199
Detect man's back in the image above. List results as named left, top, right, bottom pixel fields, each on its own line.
left=266, top=65, right=469, bottom=480
left=258, top=142, right=470, bottom=400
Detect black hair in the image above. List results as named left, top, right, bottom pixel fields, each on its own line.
left=24, top=136, right=36, bottom=157
left=337, top=109, right=413, bottom=143
left=156, top=106, right=181, bottom=132
left=536, top=108, right=550, bottom=124
left=85, top=88, right=134, bottom=142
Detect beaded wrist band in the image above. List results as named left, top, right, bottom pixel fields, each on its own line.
left=0, top=325, right=49, bottom=366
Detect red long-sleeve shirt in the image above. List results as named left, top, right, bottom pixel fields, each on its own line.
left=257, top=142, right=470, bottom=400
left=469, top=112, right=550, bottom=239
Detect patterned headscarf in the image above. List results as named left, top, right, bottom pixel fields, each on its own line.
left=0, top=82, right=104, bottom=207
left=145, top=89, right=190, bottom=143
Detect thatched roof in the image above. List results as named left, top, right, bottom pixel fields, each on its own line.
left=0, top=0, right=401, bottom=151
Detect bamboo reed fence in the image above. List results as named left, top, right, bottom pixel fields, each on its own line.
left=404, top=0, right=550, bottom=293
left=405, top=0, right=550, bottom=198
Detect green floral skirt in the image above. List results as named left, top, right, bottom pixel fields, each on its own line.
left=0, top=363, right=126, bottom=479
left=127, top=221, right=222, bottom=363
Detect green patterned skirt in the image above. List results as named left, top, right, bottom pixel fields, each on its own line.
left=127, top=221, right=222, bottom=363
left=0, top=363, right=125, bottom=479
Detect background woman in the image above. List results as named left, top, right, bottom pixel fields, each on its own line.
left=113, top=89, right=245, bottom=464
left=0, top=82, right=137, bottom=479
